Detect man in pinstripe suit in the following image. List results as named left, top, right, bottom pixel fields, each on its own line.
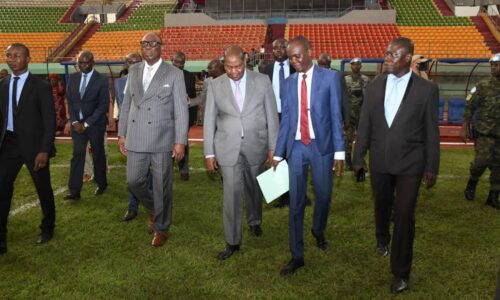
left=118, top=32, right=189, bottom=248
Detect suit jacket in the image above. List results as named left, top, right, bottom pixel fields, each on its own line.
left=66, top=70, right=109, bottom=128
left=353, top=72, right=440, bottom=176
left=261, top=60, right=296, bottom=82
left=114, top=75, right=127, bottom=110
left=118, top=61, right=189, bottom=153
left=0, top=74, right=56, bottom=159
left=275, top=66, right=344, bottom=159
left=333, top=68, right=351, bottom=122
left=204, top=71, right=279, bottom=167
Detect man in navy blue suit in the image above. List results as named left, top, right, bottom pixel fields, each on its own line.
left=273, top=36, right=345, bottom=275
left=64, top=51, right=109, bottom=200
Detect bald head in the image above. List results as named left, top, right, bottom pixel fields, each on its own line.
left=124, top=52, right=141, bottom=68
left=317, top=53, right=331, bottom=69
left=77, top=50, right=94, bottom=74
left=207, top=59, right=224, bottom=78
left=224, top=45, right=245, bottom=61
left=224, top=45, right=245, bottom=81
left=172, top=51, right=186, bottom=70
left=140, top=32, right=162, bottom=65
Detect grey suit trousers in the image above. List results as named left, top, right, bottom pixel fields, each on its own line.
left=127, top=150, right=173, bottom=233
left=219, top=148, right=264, bottom=245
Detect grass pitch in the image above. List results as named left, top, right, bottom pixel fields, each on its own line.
left=0, top=144, right=498, bottom=299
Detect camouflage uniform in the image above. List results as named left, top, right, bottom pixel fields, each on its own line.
left=463, top=76, right=500, bottom=195
left=344, top=73, right=369, bottom=163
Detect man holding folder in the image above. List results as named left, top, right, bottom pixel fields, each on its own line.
left=273, top=36, right=344, bottom=275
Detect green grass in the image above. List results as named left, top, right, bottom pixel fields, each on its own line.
left=0, top=144, right=498, bottom=298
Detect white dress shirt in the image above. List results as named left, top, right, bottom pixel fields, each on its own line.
left=272, top=59, right=291, bottom=113
left=142, top=58, right=162, bottom=90
left=7, top=70, right=29, bottom=132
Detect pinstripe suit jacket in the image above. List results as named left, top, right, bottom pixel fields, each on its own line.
left=118, top=61, right=189, bottom=153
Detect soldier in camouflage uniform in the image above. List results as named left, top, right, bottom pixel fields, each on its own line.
left=345, top=58, right=369, bottom=170
left=460, top=53, right=500, bottom=209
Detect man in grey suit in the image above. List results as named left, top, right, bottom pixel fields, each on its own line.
left=118, top=32, right=189, bottom=248
left=204, top=46, right=279, bottom=260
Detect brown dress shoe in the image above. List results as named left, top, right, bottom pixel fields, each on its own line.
left=151, top=232, right=167, bottom=248
left=147, top=212, right=155, bottom=234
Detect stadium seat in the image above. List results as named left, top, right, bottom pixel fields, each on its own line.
left=447, top=98, right=466, bottom=125
left=438, top=98, right=445, bottom=123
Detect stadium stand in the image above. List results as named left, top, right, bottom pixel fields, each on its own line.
left=160, top=25, right=266, bottom=60
left=0, top=7, right=76, bottom=32
left=398, top=26, right=492, bottom=58
left=389, top=0, right=472, bottom=26
left=0, top=0, right=73, bottom=7
left=77, top=30, right=151, bottom=60
left=286, top=24, right=400, bottom=59
left=100, top=2, right=176, bottom=31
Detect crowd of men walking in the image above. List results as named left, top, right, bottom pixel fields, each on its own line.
left=0, top=33, right=498, bottom=294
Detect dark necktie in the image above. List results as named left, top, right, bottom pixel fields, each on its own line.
left=279, top=62, right=285, bottom=87
left=300, top=74, right=310, bottom=145
left=80, top=73, right=87, bottom=99
left=11, top=76, right=20, bottom=127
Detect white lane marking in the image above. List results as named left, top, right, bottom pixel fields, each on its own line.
left=10, top=187, right=67, bottom=216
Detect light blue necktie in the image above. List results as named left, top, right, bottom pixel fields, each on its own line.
left=384, top=75, right=403, bottom=127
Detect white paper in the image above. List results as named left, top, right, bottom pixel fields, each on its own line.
left=257, top=161, right=289, bottom=203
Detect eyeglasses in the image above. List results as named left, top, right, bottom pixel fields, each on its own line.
left=140, top=41, right=162, bottom=48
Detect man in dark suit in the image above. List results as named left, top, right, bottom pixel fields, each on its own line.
left=64, top=50, right=109, bottom=200
left=353, top=37, right=440, bottom=293
left=172, top=51, right=197, bottom=181
left=273, top=36, right=344, bottom=275
left=317, top=53, right=352, bottom=131
left=0, top=43, right=56, bottom=254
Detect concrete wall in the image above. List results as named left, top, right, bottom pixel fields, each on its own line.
left=164, top=9, right=396, bottom=27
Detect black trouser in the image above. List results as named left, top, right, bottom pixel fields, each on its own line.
left=370, top=172, right=422, bottom=280
left=68, top=125, right=107, bottom=194
left=0, top=133, right=55, bottom=238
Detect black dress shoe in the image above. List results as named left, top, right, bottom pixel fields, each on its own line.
left=180, top=173, right=189, bottom=181
left=376, top=242, right=389, bottom=257
left=122, top=210, right=138, bottom=222
left=95, top=187, right=106, bottom=196
left=64, top=193, right=80, bottom=200
left=280, top=257, right=304, bottom=276
left=485, top=190, right=500, bottom=209
left=390, top=277, right=409, bottom=293
left=0, top=240, right=7, bottom=255
left=37, top=231, right=53, bottom=244
left=217, top=244, right=240, bottom=260
left=249, top=225, right=262, bottom=237
left=311, top=230, right=328, bottom=251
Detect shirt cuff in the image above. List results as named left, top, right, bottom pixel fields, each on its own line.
left=205, top=154, right=215, bottom=158
left=84, top=122, right=89, bottom=128
left=334, top=151, right=345, bottom=160
left=273, top=156, right=283, bottom=161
